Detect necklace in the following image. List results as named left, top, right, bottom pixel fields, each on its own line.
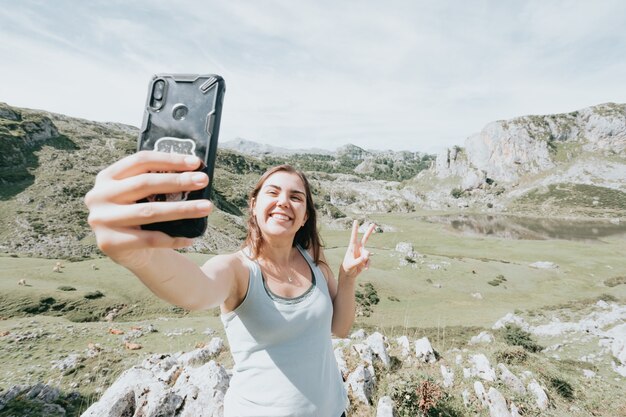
left=263, top=254, right=295, bottom=284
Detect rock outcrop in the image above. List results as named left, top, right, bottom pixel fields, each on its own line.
left=436, top=103, right=626, bottom=185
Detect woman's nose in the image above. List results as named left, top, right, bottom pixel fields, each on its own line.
left=276, top=192, right=289, bottom=206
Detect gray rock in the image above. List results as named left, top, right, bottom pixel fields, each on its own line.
left=346, top=365, right=375, bottom=405
left=527, top=379, right=549, bottom=410
left=178, top=337, right=224, bottom=367
left=365, top=332, right=390, bottom=368
left=497, top=363, right=525, bottom=394
left=376, top=395, right=397, bottom=417
left=469, top=354, right=496, bottom=381
left=469, top=331, right=494, bottom=345
left=487, top=387, right=512, bottom=417
left=414, top=337, right=437, bottom=363
left=440, top=364, right=454, bottom=388
left=474, top=381, right=489, bottom=407
left=82, top=356, right=229, bottom=417
left=395, top=335, right=410, bottom=357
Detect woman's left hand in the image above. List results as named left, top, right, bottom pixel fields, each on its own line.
left=340, top=220, right=376, bottom=280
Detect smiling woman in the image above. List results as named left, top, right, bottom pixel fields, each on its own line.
left=84, top=152, right=375, bottom=417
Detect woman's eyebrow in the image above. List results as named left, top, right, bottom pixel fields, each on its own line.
left=263, top=184, right=306, bottom=195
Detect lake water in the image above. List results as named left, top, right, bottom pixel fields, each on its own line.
left=422, top=214, right=626, bottom=241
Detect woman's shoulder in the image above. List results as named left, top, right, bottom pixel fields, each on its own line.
left=203, top=250, right=249, bottom=276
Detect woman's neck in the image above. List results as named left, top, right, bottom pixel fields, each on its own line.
left=258, top=239, right=295, bottom=266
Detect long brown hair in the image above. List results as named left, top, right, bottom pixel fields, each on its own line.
left=243, top=165, right=323, bottom=264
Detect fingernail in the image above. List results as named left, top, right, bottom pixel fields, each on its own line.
left=185, top=156, right=200, bottom=165
left=197, top=201, right=212, bottom=211
left=192, top=173, right=207, bottom=184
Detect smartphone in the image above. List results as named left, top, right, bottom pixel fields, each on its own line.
left=137, top=73, right=226, bottom=238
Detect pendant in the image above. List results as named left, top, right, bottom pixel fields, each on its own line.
left=288, top=276, right=293, bottom=283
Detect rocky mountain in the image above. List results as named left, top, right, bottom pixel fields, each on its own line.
left=412, top=102, right=626, bottom=216
left=1, top=101, right=624, bottom=259
left=220, top=137, right=332, bottom=156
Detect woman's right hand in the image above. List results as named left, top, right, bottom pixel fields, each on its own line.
left=84, top=151, right=213, bottom=270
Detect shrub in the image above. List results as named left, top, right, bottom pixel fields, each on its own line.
left=495, top=346, right=528, bottom=364
left=84, top=290, right=104, bottom=300
left=502, top=324, right=542, bottom=352
left=66, top=311, right=98, bottom=323
left=549, top=376, right=575, bottom=400
left=450, top=188, right=464, bottom=199
left=604, top=276, right=626, bottom=287
left=355, top=282, right=379, bottom=317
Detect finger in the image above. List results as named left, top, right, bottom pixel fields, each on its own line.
left=361, top=223, right=376, bottom=246
left=98, top=151, right=202, bottom=182
left=97, top=228, right=195, bottom=253
left=350, top=220, right=359, bottom=246
left=89, top=200, right=213, bottom=228
left=96, top=171, right=209, bottom=204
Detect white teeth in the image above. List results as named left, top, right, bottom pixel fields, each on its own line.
left=271, top=213, right=290, bottom=221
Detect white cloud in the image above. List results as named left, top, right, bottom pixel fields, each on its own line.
left=1, top=0, right=625, bottom=152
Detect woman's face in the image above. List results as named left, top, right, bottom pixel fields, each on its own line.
left=253, top=171, right=308, bottom=240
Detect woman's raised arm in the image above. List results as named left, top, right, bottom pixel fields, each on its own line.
left=84, top=150, right=235, bottom=310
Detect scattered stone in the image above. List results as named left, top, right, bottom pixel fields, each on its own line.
left=599, top=323, right=626, bottom=377
left=492, top=313, right=530, bottom=331
left=471, top=292, right=483, bottom=299
left=510, top=402, right=521, bottom=417
left=497, top=363, right=525, bottom=394
left=108, top=328, right=124, bottom=335
left=487, top=387, right=512, bottom=417
left=395, top=335, right=410, bottom=357
left=527, top=379, right=549, bottom=410
left=365, top=332, right=391, bottom=368
left=582, top=369, right=596, bottom=378
left=334, top=348, right=348, bottom=379
left=529, top=261, right=559, bottom=269
left=165, top=328, right=195, bottom=337
left=461, top=388, right=471, bottom=407
left=202, top=327, right=215, bottom=335
left=51, top=353, right=82, bottom=373
left=346, top=365, right=375, bottom=405
left=474, top=381, right=489, bottom=407
left=178, top=337, right=223, bottom=367
left=352, top=343, right=375, bottom=366
left=350, top=328, right=366, bottom=339
left=0, top=331, right=9, bottom=337
left=414, top=337, right=437, bottom=363
left=124, top=342, right=142, bottom=350
left=469, top=354, right=496, bottom=381
left=469, top=331, right=494, bottom=345
left=17, top=279, right=26, bottom=286
left=376, top=395, right=397, bottom=417
left=440, top=365, right=454, bottom=388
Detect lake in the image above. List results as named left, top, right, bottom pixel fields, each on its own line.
left=422, top=214, right=626, bottom=241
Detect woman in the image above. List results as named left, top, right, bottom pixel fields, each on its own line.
left=85, top=151, right=375, bottom=417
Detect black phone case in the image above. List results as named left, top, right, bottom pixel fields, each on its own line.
left=137, top=73, right=226, bottom=238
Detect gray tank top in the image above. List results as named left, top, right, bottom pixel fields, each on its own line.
left=220, top=245, right=347, bottom=417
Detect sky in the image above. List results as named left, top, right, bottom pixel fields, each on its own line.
left=1, top=1, right=626, bottom=153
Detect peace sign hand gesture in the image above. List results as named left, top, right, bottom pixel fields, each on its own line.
left=340, top=220, right=376, bottom=280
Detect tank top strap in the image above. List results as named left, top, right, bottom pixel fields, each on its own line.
left=296, top=245, right=330, bottom=296
left=239, top=248, right=262, bottom=295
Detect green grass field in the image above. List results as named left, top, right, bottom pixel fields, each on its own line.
left=1, top=212, right=625, bottom=416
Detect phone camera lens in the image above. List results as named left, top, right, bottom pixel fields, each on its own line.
left=172, top=104, right=188, bottom=120
left=153, top=80, right=165, bottom=100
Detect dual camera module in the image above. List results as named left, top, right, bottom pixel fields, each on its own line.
left=150, top=79, right=188, bottom=120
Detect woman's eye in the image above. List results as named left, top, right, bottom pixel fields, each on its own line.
left=291, top=196, right=302, bottom=201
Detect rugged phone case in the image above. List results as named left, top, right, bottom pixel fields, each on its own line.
left=137, top=73, right=226, bottom=238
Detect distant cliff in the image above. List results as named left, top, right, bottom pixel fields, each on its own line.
left=436, top=103, right=626, bottom=186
